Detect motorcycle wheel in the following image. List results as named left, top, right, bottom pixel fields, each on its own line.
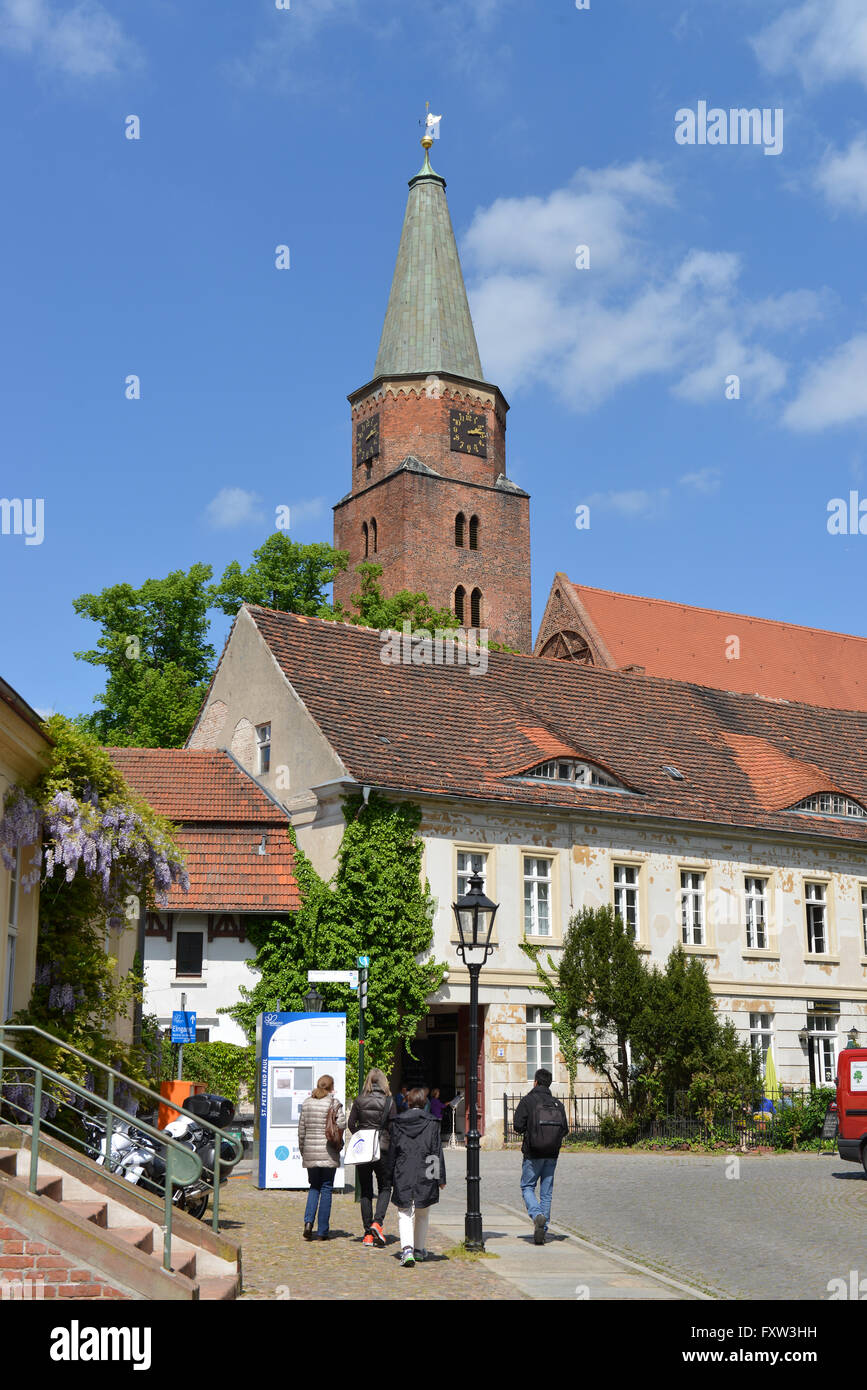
left=176, top=1191, right=209, bottom=1221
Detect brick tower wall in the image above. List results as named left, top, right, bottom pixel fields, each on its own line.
left=333, top=469, right=531, bottom=652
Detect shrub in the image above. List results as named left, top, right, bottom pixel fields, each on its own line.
left=599, top=1114, right=641, bottom=1147
left=175, top=1042, right=256, bottom=1106
left=770, top=1088, right=835, bottom=1151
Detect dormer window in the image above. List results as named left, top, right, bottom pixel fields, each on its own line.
left=790, top=793, right=867, bottom=820
left=525, top=759, right=621, bottom=789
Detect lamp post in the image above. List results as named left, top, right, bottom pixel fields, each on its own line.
left=452, top=871, right=498, bottom=1252
left=303, top=987, right=324, bottom=1014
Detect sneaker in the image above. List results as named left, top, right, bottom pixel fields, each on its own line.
left=370, top=1221, right=386, bottom=1247
left=362, top=1234, right=375, bottom=1247
left=400, top=1247, right=416, bottom=1267
left=414, top=1248, right=427, bottom=1262
left=533, top=1214, right=547, bottom=1245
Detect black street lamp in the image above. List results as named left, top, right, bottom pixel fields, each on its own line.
left=452, top=870, right=498, bottom=1252
left=303, top=987, right=324, bottom=1013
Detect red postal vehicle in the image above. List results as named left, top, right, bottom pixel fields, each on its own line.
left=835, top=1048, right=867, bottom=1172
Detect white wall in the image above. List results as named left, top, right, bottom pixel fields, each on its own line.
left=145, top=913, right=256, bottom=1048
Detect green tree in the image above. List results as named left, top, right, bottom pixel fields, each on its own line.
left=73, top=565, right=216, bottom=747
left=212, top=534, right=348, bottom=618
left=519, top=942, right=581, bottom=1098
left=227, top=795, right=446, bottom=1082
left=554, top=906, right=649, bottom=1111
left=332, top=561, right=462, bottom=633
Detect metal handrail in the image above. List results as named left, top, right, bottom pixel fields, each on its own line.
left=0, top=1023, right=243, bottom=1269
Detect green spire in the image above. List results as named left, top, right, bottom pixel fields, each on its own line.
left=373, top=153, right=484, bottom=381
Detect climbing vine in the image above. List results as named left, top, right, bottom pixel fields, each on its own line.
left=227, top=794, right=446, bottom=1080
left=0, top=715, right=187, bottom=1085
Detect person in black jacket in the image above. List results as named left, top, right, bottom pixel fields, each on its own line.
left=346, top=1068, right=397, bottom=1248
left=513, top=1068, right=568, bottom=1245
left=386, top=1086, right=446, bottom=1267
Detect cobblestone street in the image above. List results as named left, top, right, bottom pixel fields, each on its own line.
left=220, top=1177, right=524, bottom=1301
left=219, top=1148, right=867, bottom=1302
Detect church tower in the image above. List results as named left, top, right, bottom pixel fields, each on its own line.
left=332, top=132, right=531, bottom=651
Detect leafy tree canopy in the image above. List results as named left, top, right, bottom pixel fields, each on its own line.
left=331, top=561, right=461, bottom=633
left=212, top=533, right=348, bottom=618
left=73, top=565, right=216, bottom=747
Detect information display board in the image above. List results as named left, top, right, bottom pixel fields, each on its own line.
left=253, top=1012, right=347, bottom=1190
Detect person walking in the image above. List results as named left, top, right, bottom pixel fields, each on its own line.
left=513, top=1068, right=568, bottom=1245
left=346, top=1067, right=397, bottom=1248
left=297, top=1074, right=346, bottom=1241
left=387, top=1087, right=446, bottom=1267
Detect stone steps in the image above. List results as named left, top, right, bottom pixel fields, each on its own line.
left=0, top=1144, right=240, bottom=1300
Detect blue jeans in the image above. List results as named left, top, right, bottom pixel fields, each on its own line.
left=304, top=1168, right=335, bottom=1234
left=520, top=1157, right=557, bottom=1226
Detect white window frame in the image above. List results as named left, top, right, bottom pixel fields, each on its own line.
left=526, top=1005, right=553, bottom=1079
left=805, top=881, right=828, bottom=954
left=4, top=849, right=19, bottom=1022
left=745, top=876, right=768, bottom=950
left=681, top=870, right=706, bottom=946
left=523, top=856, right=553, bottom=938
left=457, top=849, right=488, bottom=900
left=749, top=1012, right=773, bottom=1077
left=613, top=863, right=640, bottom=940
left=255, top=722, right=271, bottom=775
left=808, top=1013, right=838, bottom=1086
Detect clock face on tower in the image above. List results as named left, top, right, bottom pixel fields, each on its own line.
left=450, top=409, right=487, bottom=458
left=356, top=414, right=380, bottom=464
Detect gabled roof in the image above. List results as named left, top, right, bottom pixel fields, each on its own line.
left=535, top=575, right=867, bottom=712
left=106, top=748, right=287, bottom=823
left=106, top=748, right=299, bottom=915
left=373, top=152, right=484, bottom=381
left=244, top=605, right=867, bottom=846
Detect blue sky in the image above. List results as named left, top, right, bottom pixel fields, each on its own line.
left=2, top=0, right=867, bottom=719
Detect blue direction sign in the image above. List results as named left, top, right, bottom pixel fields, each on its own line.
left=357, top=955, right=370, bottom=968
left=171, top=1010, right=196, bottom=1044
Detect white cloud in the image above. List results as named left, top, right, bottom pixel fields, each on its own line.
left=287, top=496, right=327, bottom=526
left=816, top=133, right=867, bottom=214
left=782, top=334, right=867, bottom=431
left=203, top=488, right=266, bottom=530
left=679, top=468, right=722, bottom=495
left=0, top=0, right=139, bottom=77
left=464, top=164, right=811, bottom=413
left=586, top=489, right=670, bottom=520
left=751, top=0, right=867, bottom=90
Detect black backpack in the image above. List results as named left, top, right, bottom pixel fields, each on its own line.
left=527, top=1095, right=567, bottom=1156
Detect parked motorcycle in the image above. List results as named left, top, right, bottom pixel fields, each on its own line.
left=83, top=1093, right=239, bottom=1221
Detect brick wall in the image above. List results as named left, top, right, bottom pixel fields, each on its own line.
left=0, top=1218, right=129, bottom=1300
left=335, top=378, right=531, bottom=651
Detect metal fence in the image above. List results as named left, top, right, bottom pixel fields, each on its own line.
left=502, top=1088, right=835, bottom=1149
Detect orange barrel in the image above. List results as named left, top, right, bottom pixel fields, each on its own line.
left=158, top=1080, right=206, bottom=1129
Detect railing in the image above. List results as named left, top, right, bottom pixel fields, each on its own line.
left=502, top=1088, right=835, bottom=1149
left=0, top=1024, right=243, bottom=1273
left=503, top=1091, right=618, bottom=1143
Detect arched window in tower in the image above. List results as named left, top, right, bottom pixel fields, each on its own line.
left=454, top=586, right=466, bottom=625
left=469, top=515, right=479, bottom=550
left=362, top=522, right=369, bottom=558
left=371, top=518, right=378, bottom=553
left=455, top=513, right=466, bottom=547
left=471, top=588, right=482, bottom=628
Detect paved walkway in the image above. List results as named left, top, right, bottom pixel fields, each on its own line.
left=430, top=1185, right=707, bottom=1301
left=219, top=1164, right=707, bottom=1301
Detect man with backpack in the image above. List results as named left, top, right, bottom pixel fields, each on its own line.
left=513, top=1068, right=569, bottom=1245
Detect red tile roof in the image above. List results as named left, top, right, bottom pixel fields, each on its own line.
left=545, top=578, right=867, bottom=712
left=161, top=826, right=300, bottom=913
left=106, top=748, right=287, bottom=823
left=106, top=747, right=298, bottom=914
left=245, top=605, right=867, bottom=845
